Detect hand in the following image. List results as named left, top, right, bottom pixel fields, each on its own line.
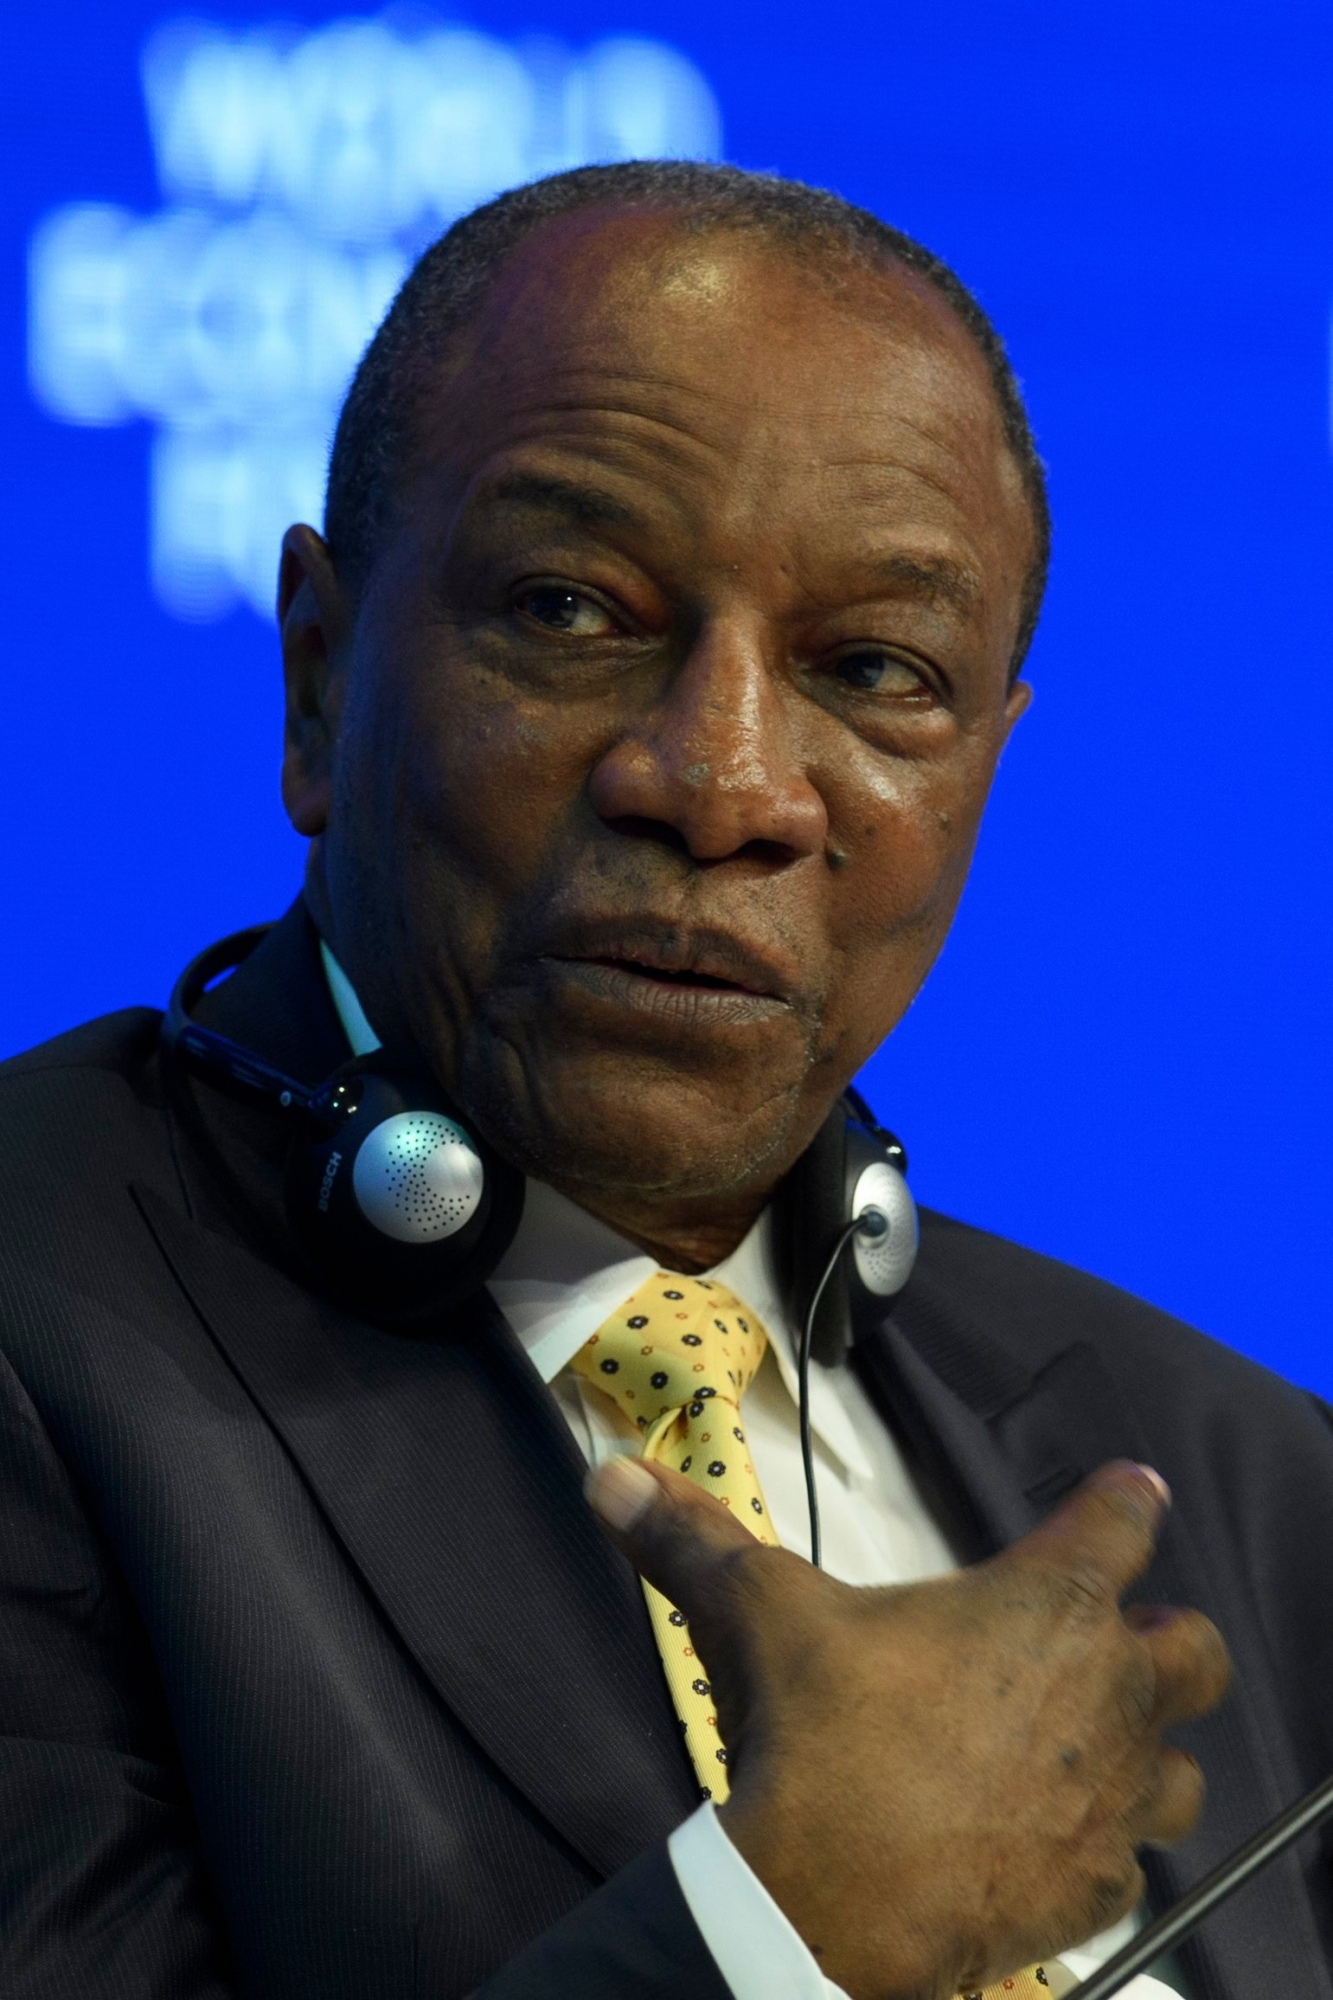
left=588, top=1455, right=1230, bottom=2000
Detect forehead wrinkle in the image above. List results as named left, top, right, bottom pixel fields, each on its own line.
left=431, top=360, right=758, bottom=497
left=461, top=350, right=758, bottom=419
left=438, top=309, right=1000, bottom=494
left=458, top=426, right=714, bottom=545
left=453, top=343, right=885, bottom=470
left=821, top=402, right=1005, bottom=490
left=419, top=412, right=724, bottom=564
left=826, top=450, right=1003, bottom=534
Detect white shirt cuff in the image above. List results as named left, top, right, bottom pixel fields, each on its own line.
left=667, top=1802, right=1186, bottom=2000
left=667, top=1800, right=849, bottom=2000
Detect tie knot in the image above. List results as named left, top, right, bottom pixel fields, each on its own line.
left=570, top=1272, right=769, bottom=1438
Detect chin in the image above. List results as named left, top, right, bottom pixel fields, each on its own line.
left=460, top=1038, right=806, bottom=1207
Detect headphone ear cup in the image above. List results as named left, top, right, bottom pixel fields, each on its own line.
left=284, top=1057, right=524, bottom=1325
left=778, top=1100, right=919, bottom=1367
left=843, top=1122, right=918, bottom=1302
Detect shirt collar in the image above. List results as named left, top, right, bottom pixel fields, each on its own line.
left=319, top=941, right=871, bottom=1479
left=321, top=940, right=381, bottom=1057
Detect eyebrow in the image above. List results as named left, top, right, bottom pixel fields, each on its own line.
left=475, top=471, right=644, bottom=530
left=859, top=553, right=983, bottom=618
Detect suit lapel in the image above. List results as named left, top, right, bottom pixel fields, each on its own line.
left=859, top=1269, right=1333, bottom=2000
left=134, top=1183, right=698, bottom=1882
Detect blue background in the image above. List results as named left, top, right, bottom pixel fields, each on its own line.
left=2, top=2, right=1331, bottom=1389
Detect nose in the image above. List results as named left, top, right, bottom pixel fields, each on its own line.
left=586, top=622, right=828, bottom=866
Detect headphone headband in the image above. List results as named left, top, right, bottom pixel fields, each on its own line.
left=164, top=927, right=317, bottom=1115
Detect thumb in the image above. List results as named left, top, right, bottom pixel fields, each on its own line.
left=586, top=1455, right=794, bottom=1629
left=1006, top=1458, right=1172, bottom=1608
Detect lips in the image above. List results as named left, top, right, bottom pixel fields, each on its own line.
left=536, top=916, right=798, bottom=1004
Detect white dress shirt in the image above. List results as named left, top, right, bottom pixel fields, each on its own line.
left=322, top=944, right=1186, bottom=2000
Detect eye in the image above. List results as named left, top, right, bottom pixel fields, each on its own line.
left=514, top=584, right=616, bottom=637
left=833, top=650, right=930, bottom=696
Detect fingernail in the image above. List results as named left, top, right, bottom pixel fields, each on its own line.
left=1135, top=1463, right=1172, bottom=1509
left=586, top=1456, right=658, bottom=1532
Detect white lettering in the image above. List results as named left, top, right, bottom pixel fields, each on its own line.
left=27, top=13, right=722, bottom=621
left=318, top=1149, right=343, bottom=1213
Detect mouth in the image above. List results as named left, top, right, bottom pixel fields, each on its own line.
left=534, top=920, right=797, bottom=1026
left=567, top=954, right=766, bottom=997
left=622, top=961, right=749, bottom=990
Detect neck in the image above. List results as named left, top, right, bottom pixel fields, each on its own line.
left=545, top=1179, right=769, bottom=1274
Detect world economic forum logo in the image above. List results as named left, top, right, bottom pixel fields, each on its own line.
left=27, top=15, right=722, bottom=622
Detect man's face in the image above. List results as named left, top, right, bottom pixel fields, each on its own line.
left=283, top=210, right=1033, bottom=1221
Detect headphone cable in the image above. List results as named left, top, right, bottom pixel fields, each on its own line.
left=798, top=1212, right=887, bottom=1570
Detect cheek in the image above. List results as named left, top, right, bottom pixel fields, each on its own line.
left=369, top=648, right=589, bottom=896
left=813, top=736, right=1000, bottom=1059
left=832, top=746, right=989, bottom=928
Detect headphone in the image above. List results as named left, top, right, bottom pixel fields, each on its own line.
left=163, top=927, right=918, bottom=1354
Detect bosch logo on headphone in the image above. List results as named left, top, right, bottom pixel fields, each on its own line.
left=317, top=1150, right=343, bottom=1215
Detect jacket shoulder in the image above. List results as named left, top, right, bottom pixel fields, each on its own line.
left=0, top=1008, right=174, bottom=1221
left=915, top=1205, right=1323, bottom=1421
left=916, top=1205, right=1190, bottom=1346
left=0, top=1006, right=165, bottom=1089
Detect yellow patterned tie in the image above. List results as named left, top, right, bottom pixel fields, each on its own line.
left=571, top=1271, right=1063, bottom=2000
left=571, top=1271, right=774, bottom=1803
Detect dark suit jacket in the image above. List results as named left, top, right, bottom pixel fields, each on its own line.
left=1, top=902, right=1331, bottom=1999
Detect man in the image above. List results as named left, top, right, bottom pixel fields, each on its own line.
left=1, top=161, right=1330, bottom=2000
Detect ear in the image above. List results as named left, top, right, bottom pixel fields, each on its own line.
left=279, top=524, right=351, bottom=838
left=1001, top=675, right=1033, bottom=745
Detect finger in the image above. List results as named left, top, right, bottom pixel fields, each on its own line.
left=1007, top=1460, right=1171, bottom=1610
left=1127, top=1604, right=1231, bottom=1726
left=585, top=1456, right=798, bottom=1628
left=1140, top=1745, right=1206, bottom=1849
